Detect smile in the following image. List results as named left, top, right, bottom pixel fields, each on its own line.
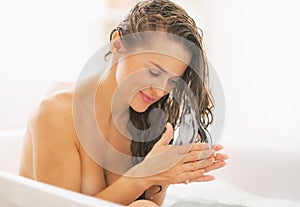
left=139, top=91, right=156, bottom=104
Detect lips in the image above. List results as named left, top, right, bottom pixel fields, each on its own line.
left=140, top=91, right=156, bottom=104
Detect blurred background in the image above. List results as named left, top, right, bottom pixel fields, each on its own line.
left=0, top=0, right=299, bottom=142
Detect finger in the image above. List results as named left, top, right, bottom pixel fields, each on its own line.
left=204, top=160, right=227, bottom=173
left=212, top=144, right=223, bottom=151
left=190, top=142, right=212, bottom=152
left=176, top=169, right=205, bottom=184
left=176, top=142, right=211, bottom=154
left=181, top=157, right=215, bottom=172
left=190, top=175, right=215, bottom=182
left=182, top=150, right=215, bottom=163
left=214, top=153, right=229, bottom=161
left=156, top=122, right=174, bottom=146
left=196, top=134, right=201, bottom=142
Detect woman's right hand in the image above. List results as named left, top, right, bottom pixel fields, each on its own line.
left=130, top=123, right=228, bottom=185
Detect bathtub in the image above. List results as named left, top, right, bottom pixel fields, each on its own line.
left=0, top=129, right=300, bottom=207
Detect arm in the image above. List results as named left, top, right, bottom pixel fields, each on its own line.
left=29, top=94, right=155, bottom=205
left=144, top=184, right=169, bottom=206
left=30, top=96, right=227, bottom=205
left=119, top=123, right=227, bottom=206
left=30, top=94, right=82, bottom=192
left=142, top=145, right=228, bottom=206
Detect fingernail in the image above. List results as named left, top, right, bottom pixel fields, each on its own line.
left=198, top=159, right=204, bottom=163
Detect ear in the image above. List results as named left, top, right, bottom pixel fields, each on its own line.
left=110, top=30, right=126, bottom=57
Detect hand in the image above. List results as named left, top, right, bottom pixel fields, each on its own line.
left=203, top=144, right=228, bottom=174
left=130, top=123, right=228, bottom=185
left=194, top=133, right=229, bottom=174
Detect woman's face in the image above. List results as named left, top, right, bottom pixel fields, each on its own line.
left=114, top=40, right=191, bottom=112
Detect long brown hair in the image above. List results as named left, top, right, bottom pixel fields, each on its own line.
left=109, top=0, right=213, bottom=165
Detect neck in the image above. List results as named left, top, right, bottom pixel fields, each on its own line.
left=95, top=64, right=131, bottom=138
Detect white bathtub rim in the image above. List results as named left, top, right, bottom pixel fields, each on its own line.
left=0, top=171, right=122, bottom=207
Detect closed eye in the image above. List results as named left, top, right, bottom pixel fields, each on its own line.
left=149, top=68, right=161, bottom=77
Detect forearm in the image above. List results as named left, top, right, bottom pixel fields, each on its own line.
left=94, top=175, right=152, bottom=205
left=144, top=184, right=169, bottom=206
left=93, top=161, right=169, bottom=206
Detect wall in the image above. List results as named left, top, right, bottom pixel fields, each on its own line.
left=0, top=0, right=299, bottom=143
left=0, top=0, right=106, bottom=130
left=211, top=0, right=300, bottom=140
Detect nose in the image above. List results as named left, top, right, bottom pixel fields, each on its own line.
left=151, top=75, right=173, bottom=98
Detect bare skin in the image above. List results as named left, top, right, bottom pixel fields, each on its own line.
left=18, top=82, right=160, bottom=206
left=19, top=81, right=228, bottom=206
left=19, top=34, right=228, bottom=206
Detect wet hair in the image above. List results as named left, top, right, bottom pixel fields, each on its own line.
left=108, top=0, right=213, bottom=165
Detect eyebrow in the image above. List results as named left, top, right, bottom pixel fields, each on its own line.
left=149, top=60, right=168, bottom=74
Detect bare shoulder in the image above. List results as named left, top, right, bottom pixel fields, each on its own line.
left=29, top=82, right=79, bottom=147
left=33, top=82, right=74, bottom=122
left=24, top=82, right=83, bottom=191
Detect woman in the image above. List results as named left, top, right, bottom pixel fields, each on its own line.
left=19, top=0, right=228, bottom=206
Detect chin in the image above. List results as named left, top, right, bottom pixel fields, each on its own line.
left=129, top=94, right=151, bottom=113
left=129, top=104, right=149, bottom=113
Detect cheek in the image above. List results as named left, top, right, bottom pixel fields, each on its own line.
left=115, top=58, right=145, bottom=85
left=115, top=64, right=153, bottom=99
left=115, top=61, right=128, bottom=85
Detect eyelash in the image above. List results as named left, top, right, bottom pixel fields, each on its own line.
left=149, top=68, right=179, bottom=85
left=149, top=68, right=160, bottom=77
